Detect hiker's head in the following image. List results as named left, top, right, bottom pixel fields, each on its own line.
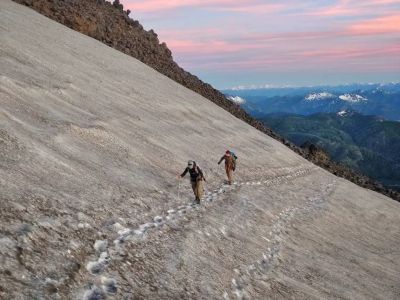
left=187, top=160, right=195, bottom=169
left=226, top=150, right=231, bottom=155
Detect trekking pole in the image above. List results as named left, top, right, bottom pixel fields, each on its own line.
left=178, top=180, right=180, bottom=200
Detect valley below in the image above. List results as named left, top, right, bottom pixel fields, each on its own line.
left=225, top=85, right=400, bottom=192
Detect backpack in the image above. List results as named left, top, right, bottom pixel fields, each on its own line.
left=230, top=151, right=238, bottom=161
left=229, top=151, right=237, bottom=171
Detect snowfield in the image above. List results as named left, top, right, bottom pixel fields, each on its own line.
left=304, top=92, right=367, bottom=103
left=1, top=1, right=400, bottom=299
left=339, top=94, right=367, bottom=102
left=304, top=92, right=335, bottom=101
left=337, top=110, right=348, bottom=116
left=227, top=95, right=246, bottom=104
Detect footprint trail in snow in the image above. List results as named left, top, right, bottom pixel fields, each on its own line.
left=82, top=166, right=317, bottom=299
left=228, top=181, right=337, bottom=299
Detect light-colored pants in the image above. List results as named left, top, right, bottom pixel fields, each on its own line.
left=191, top=179, right=204, bottom=200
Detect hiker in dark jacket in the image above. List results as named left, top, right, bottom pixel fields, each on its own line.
left=180, top=160, right=205, bottom=204
left=218, top=150, right=237, bottom=185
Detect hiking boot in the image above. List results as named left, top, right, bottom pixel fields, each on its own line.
left=195, top=197, right=200, bottom=205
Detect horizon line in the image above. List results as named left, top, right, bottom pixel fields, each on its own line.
left=222, top=81, right=400, bottom=91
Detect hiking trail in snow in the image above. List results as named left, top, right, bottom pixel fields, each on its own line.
left=227, top=181, right=337, bottom=299
left=81, top=165, right=317, bottom=299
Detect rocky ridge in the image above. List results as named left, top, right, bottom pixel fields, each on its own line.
left=13, top=0, right=400, bottom=202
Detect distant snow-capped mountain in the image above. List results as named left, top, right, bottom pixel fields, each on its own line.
left=223, top=82, right=400, bottom=121
left=304, top=93, right=367, bottom=102
left=339, top=94, right=367, bottom=102
left=336, top=110, right=357, bottom=117
left=227, top=95, right=246, bottom=104
left=305, top=92, right=335, bottom=101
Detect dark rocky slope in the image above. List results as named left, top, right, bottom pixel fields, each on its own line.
left=13, top=0, right=399, bottom=202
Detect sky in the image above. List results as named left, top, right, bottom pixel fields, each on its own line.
left=120, top=0, right=400, bottom=89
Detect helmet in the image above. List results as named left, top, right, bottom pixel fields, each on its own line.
left=187, top=160, right=194, bottom=168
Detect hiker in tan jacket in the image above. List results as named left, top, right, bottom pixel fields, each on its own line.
left=218, top=150, right=237, bottom=185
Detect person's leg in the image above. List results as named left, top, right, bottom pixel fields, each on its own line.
left=191, top=181, right=197, bottom=199
left=225, top=166, right=230, bottom=183
left=191, top=181, right=200, bottom=204
left=196, top=179, right=204, bottom=201
left=227, top=167, right=233, bottom=184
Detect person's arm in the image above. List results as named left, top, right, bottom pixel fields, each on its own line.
left=180, top=167, right=188, bottom=177
left=217, top=155, right=225, bottom=165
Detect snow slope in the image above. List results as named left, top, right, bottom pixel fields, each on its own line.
left=1, top=1, right=400, bottom=299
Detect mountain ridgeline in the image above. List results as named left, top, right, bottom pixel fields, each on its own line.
left=13, top=0, right=400, bottom=201
left=227, top=83, right=400, bottom=121
left=261, top=112, right=400, bottom=191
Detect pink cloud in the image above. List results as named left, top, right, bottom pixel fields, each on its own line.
left=157, top=28, right=225, bottom=43
left=364, top=0, right=400, bottom=4
left=166, top=38, right=262, bottom=55
left=175, top=38, right=399, bottom=73
left=120, top=0, right=400, bottom=82
left=182, top=56, right=300, bottom=71
left=235, top=15, right=400, bottom=44
left=349, top=14, right=400, bottom=34
left=313, top=0, right=356, bottom=17
left=216, top=3, right=286, bottom=14
left=185, top=47, right=399, bottom=72
left=300, top=45, right=400, bottom=60
left=123, top=0, right=289, bottom=14
left=124, top=0, right=255, bottom=12
left=308, top=0, right=400, bottom=17
left=160, top=23, right=399, bottom=72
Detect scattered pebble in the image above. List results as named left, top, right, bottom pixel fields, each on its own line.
left=101, top=277, right=117, bottom=295
left=112, top=222, right=126, bottom=232
left=86, top=261, right=105, bottom=275
left=153, top=216, right=163, bottom=223
left=94, top=240, right=108, bottom=253
left=83, top=286, right=106, bottom=300
left=117, top=228, right=131, bottom=236
left=78, top=223, right=91, bottom=229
